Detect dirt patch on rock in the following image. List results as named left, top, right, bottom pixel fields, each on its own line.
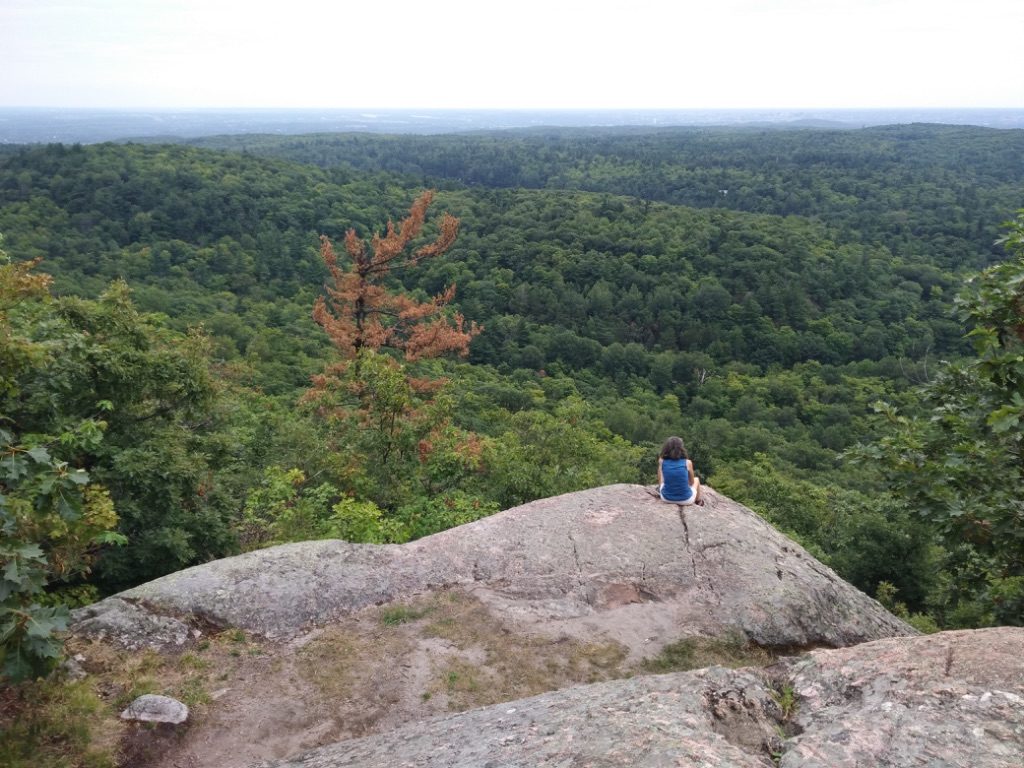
left=66, top=587, right=780, bottom=767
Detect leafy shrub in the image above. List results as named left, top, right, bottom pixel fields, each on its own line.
left=326, top=497, right=408, bottom=544
left=1, top=256, right=125, bottom=681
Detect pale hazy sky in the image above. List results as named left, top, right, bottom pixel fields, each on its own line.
left=2, top=0, right=1022, bottom=109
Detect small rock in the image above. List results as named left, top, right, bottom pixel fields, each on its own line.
left=60, top=655, right=87, bottom=681
left=120, top=694, right=189, bottom=725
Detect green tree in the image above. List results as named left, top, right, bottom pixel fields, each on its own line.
left=1, top=253, right=239, bottom=593
left=237, top=466, right=339, bottom=549
left=0, top=254, right=125, bottom=680
left=485, top=397, right=645, bottom=509
left=56, top=287, right=238, bottom=592
left=712, top=454, right=937, bottom=611
left=861, top=211, right=1024, bottom=625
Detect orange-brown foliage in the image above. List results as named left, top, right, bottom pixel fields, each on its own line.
left=312, top=191, right=480, bottom=362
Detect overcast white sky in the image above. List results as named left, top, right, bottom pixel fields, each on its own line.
left=2, top=0, right=1022, bottom=109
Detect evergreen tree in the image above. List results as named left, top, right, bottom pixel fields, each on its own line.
left=304, top=192, right=484, bottom=522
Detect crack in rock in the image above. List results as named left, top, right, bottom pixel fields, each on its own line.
left=568, top=534, right=585, bottom=585
left=678, top=508, right=700, bottom=582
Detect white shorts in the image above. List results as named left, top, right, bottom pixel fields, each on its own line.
left=659, top=484, right=697, bottom=505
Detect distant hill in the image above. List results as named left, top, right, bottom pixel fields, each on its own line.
left=0, top=135, right=1017, bottom=477
left=185, top=123, right=1024, bottom=272
left=3, top=106, right=1024, bottom=144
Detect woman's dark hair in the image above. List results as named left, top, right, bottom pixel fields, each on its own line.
left=660, top=436, right=687, bottom=460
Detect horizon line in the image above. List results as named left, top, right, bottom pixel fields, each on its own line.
left=4, top=105, right=1024, bottom=112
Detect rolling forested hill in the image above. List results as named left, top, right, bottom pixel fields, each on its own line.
left=187, top=123, right=1024, bottom=269
left=1, top=125, right=1022, bottom=633
left=0, top=141, right=974, bottom=467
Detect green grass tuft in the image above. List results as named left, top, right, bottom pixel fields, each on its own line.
left=0, top=678, right=117, bottom=768
left=379, top=604, right=431, bottom=626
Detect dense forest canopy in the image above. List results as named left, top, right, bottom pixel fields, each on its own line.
left=0, top=137, right=998, bottom=377
left=188, top=123, right=1024, bottom=271
left=0, top=140, right=975, bottom=475
left=2, top=123, right=1023, bottom=685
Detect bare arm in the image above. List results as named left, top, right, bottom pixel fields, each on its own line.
left=657, top=457, right=664, bottom=485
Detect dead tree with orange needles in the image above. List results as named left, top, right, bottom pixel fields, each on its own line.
left=306, top=193, right=482, bottom=497
left=312, top=190, right=479, bottom=366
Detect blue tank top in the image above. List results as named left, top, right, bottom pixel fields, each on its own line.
left=661, top=458, right=693, bottom=502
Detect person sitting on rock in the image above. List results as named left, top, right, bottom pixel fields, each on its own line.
left=657, top=436, right=704, bottom=505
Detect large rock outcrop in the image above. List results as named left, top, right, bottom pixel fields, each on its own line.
left=72, top=484, right=912, bottom=651
left=261, top=627, right=1024, bottom=768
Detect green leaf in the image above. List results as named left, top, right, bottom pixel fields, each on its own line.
left=0, top=602, right=67, bottom=681
left=24, top=605, right=69, bottom=639
left=56, top=494, right=82, bottom=521
left=986, top=406, right=1021, bottom=434
left=26, top=446, right=51, bottom=464
left=38, top=474, right=56, bottom=496
left=2, top=646, right=36, bottom=682
left=0, top=456, right=28, bottom=481
left=16, top=544, right=45, bottom=561
left=68, top=469, right=90, bottom=485
left=0, top=613, right=18, bottom=644
left=93, top=531, right=129, bottom=546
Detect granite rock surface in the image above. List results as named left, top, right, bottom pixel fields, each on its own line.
left=71, top=484, right=913, bottom=651
left=261, top=628, right=1024, bottom=768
